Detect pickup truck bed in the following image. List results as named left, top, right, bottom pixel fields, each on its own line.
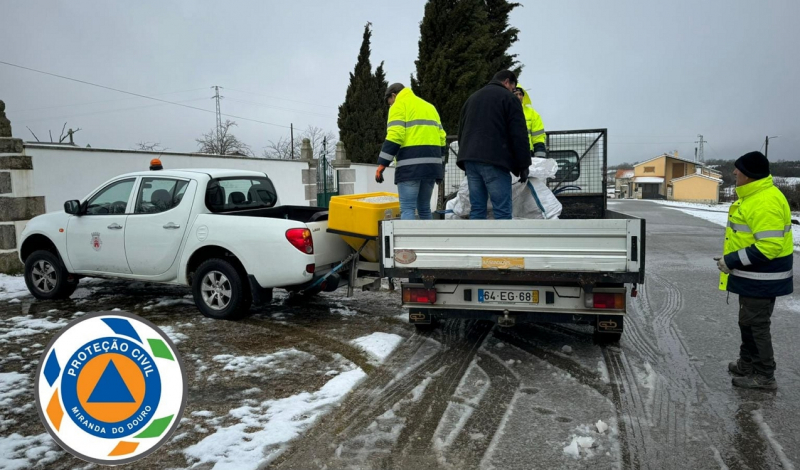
left=380, top=211, right=644, bottom=285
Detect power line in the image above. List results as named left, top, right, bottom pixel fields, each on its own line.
left=0, top=60, right=293, bottom=130
left=225, top=88, right=339, bottom=109
left=12, top=87, right=209, bottom=113
left=17, top=97, right=210, bottom=123
left=225, top=97, right=337, bottom=119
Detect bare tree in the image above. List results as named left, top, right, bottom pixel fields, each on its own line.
left=304, top=125, right=338, bottom=160
left=262, top=125, right=337, bottom=160
left=262, top=135, right=296, bottom=160
left=133, top=141, right=168, bottom=152
left=196, top=120, right=253, bottom=156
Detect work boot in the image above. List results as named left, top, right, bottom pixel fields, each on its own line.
left=728, top=360, right=753, bottom=376
left=732, top=374, right=777, bottom=390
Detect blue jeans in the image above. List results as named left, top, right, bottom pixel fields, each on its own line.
left=465, top=161, right=512, bottom=220
left=398, top=179, right=436, bottom=220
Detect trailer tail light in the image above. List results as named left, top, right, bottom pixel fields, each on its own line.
left=403, top=287, right=437, bottom=304
left=286, top=228, right=314, bottom=254
left=593, top=293, right=625, bottom=309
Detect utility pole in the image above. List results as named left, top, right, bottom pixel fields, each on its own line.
left=695, top=134, right=707, bottom=163
left=290, top=123, right=294, bottom=160
left=212, top=86, right=224, bottom=153
left=765, top=135, right=779, bottom=158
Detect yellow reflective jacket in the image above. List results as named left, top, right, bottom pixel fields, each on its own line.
left=377, top=88, right=446, bottom=184
left=518, top=86, right=546, bottom=156
left=719, top=175, right=793, bottom=297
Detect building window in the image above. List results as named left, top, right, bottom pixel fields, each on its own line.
left=644, top=166, right=655, bottom=173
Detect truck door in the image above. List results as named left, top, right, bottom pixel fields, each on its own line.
left=66, top=178, right=136, bottom=274
left=124, top=177, right=195, bottom=276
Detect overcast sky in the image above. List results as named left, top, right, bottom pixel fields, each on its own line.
left=2, top=0, right=798, bottom=165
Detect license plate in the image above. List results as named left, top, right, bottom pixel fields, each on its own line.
left=478, top=289, right=539, bottom=304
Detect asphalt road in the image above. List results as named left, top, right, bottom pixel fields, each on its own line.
left=1, top=199, right=798, bottom=469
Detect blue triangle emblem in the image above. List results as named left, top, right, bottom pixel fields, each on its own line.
left=87, top=359, right=135, bottom=403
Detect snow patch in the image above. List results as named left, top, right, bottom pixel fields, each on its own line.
left=212, top=349, right=314, bottom=377
left=595, top=420, right=609, bottom=434
left=144, top=297, right=193, bottom=310
left=350, top=332, right=404, bottom=364
left=751, top=410, right=795, bottom=470
left=331, top=303, right=358, bottom=316
left=597, top=360, right=611, bottom=384
left=0, top=316, right=68, bottom=343
left=0, top=275, right=29, bottom=301
left=160, top=325, right=189, bottom=345
left=0, top=372, right=28, bottom=408
left=184, top=368, right=367, bottom=469
left=0, top=433, right=62, bottom=470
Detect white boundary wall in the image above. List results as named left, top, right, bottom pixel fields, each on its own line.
left=25, top=144, right=308, bottom=212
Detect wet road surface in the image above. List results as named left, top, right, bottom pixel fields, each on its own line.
left=1, top=200, right=798, bottom=469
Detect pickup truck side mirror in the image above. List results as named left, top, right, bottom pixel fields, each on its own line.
left=64, top=200, right=82, bottom=215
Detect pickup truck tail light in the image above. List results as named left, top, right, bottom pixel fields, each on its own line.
left=591, top=293, right=625, bottom=309
left=286, top=228, right=314, bottom=254
left=403, top=287, right=437, bottom=304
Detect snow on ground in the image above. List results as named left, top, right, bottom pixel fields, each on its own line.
left=561, top=421, right=618, bottom=461
left=0, top=433, right=63, bottom=470
left=0, top=372, right=28, bottom=409
left=160, top=325, right=189, bottom=345
left=648, top=199, right=731, bottom=212
left=751, top=410, right=795, bottom=470
left=350, top=332, right=404, bottom=364
left=0, top=316, right=68, bottom=343
left=183, top=368, right=367, bottom=470
left=330, top=302, right=358, bottom=316
left=0, top=275, right=28, bottom=301
left=212, top=349, right=316, bottom=378
left=144, top=297, right=194, bottom=309
left=640, top=200, right=800, bottom=252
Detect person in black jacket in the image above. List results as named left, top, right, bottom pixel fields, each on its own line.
left=457, top=70, right=531, bottom=219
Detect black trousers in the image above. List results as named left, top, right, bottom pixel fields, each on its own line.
left=738, top=296, right=776, bottom=378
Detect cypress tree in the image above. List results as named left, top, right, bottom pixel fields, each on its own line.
left=412, top=0, right=523, bottom=135
left=485, top=0, right=522, bottom=76
left=338, top=23, right=389, bottom=164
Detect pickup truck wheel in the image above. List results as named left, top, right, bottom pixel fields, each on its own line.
left=192, top=259, right=251, bottom=320
left=24, top=250, right=78, bottom=300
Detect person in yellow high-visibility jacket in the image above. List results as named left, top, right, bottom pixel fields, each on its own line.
left=513, top=86, right=546, bottom=158
left=375, top=83, right=446, bottom=220
left=716, top=151, right=793, bottom=390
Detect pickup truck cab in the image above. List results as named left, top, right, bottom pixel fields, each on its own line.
left=18, top=164, right=351, bottom=319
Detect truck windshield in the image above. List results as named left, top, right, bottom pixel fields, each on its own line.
left=205, top=177, right=278, bottom=212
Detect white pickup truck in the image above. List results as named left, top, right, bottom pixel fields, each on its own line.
left=18, top=165, right=351, bottom=319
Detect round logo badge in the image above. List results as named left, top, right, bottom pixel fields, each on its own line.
left=34, top=311, right=187, bottom=465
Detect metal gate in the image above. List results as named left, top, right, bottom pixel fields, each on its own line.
left=316, top=137, right=338, bottom=207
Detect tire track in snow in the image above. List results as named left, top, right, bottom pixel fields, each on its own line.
left=272, top=320, right=493, bottom=469
left=437, top=350, right=519, bottom=469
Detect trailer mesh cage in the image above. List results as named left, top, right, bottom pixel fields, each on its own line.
left=438, top=129, right=608, bottom=218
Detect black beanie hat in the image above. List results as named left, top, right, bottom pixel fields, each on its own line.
left=735, top=151, right=770, bottom=180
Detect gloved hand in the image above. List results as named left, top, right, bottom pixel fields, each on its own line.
left=714, top=256, right=731, bottom=274
left=518, top=167, right=530, bottom=183
left=375, top=165, right=386, bottom=183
